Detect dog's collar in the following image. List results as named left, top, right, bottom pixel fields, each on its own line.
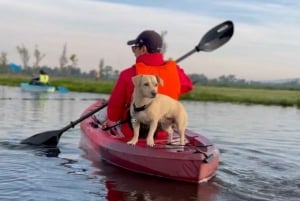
left=133, top=101, right=152, bottom=113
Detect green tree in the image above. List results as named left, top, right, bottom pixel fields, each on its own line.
left=113, top=69, right=119, bottom=80
left=189, top=73, right=208, bottom=84
left=16, top=45, right=30, bottom=68
left=103, top=65, right=112, bottom=79
left=70, top=54, right=78, bottom=67
left=33, top=45, right=46, bottom=68
left=0, top=52, right=8, bottom=66
left=99, top=58, right=104, bottom=79
left=59, top=43, right=68, bottom=68
left=0, top=52, right=9, bottom=73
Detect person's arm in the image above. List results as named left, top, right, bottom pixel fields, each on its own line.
left=107, top=71, right=129, bottom=122
left=177, top=67, right=193, bottom=94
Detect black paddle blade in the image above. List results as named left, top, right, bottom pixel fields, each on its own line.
left=175, top=20, right=234, bottom=63
left=20, top=130, right=62, bottom=147
left=21, top=101, right=108, bottom=147
left=197, top=20, right=234, bottom=52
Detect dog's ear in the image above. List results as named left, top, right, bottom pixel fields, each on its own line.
left=155, top=75, right=164, bottom=86
left=132, top=75, right=142, bottom=86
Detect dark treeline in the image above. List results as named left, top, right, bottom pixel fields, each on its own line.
left=189, top=73, right=300, bottom=90
left=0, top=59, right=118, bottom=81
left=1, top=43, right=300, bottom=90
left=0, top=44, right=119, bottom=81
left=2, top=63, right=300, bottom=91
left=2, top=41, right=300, bottom=90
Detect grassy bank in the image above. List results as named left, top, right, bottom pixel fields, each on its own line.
left=0, top=75, right=114, bottom=93
left=181, top=86, right=300, bottom=107
left=1, top=74, right=300, bottom=107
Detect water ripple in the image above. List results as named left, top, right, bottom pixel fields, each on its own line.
left=1, top=87, right=300, bottom=201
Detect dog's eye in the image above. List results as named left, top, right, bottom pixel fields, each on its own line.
left=144, top=83, right=149, bottom=86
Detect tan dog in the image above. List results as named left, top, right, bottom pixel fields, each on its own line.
left=127, top=74, right=188, bottom=147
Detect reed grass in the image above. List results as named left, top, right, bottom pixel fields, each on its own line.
left=1, top=75, right=300, bottom=107
left=181, top=86, right=300, bottom=107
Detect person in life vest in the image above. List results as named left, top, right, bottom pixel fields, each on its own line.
left=30, top=69, right=49, bottom=85
left=97, top=30, right=193, bottom=139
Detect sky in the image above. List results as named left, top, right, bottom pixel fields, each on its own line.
left=0, top=0, right=299, bottom=81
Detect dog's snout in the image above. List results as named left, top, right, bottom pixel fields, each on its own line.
left=151, top=91, right=157, bottom=98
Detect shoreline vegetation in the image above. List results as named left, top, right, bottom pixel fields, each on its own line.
left=1, top=75, right=300, bottom=107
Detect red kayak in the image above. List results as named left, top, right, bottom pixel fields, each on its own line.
left=79, top=100, right=220, bottom=183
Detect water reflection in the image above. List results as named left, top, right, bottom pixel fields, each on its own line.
left=20, top=92, right=48, bottom=121
left=91, top=160, right=220, bottom=201
left=0, top=141, right=61, bottom=157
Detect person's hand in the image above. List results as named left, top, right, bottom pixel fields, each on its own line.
left=102, top=119, right=122, bottom=136
left=102, top=119, right=117, bottom=129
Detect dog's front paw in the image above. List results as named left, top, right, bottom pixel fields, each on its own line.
left=127, top=138, right=138, bottom=146
left=146, top=138, right=155, bottom=147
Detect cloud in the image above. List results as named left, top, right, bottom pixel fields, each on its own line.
left=0, top=0, right=299, bottom=80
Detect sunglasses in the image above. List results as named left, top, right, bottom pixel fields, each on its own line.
left=131, top=45, right=141, bottom=51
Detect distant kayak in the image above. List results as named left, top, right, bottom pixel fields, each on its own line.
left=20, top=82, right=69, bottom=93
left=20, top=82, right=56, bottom=92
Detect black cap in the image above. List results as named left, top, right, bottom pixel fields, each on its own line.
left=127, top=30, right=162, bottom=53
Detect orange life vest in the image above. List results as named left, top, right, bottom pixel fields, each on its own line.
left=135, top=60, right=181, bottom=100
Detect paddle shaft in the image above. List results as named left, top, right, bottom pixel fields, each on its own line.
left=58, top=102, right=107, bottom=137
left=176, top=49, right=197, bottom=63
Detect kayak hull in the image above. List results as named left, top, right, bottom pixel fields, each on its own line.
left=79, top=100, right=220, bottom=183
left=20, top=82, right=56, bottom=92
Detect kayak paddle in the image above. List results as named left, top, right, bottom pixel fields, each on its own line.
left=176, top=20, right=234, bottom=62
left=21, top=101, right=107, bottom=146
left=21, top=20, right=234, bottom=147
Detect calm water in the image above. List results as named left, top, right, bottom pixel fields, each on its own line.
left=0, top=85, right=299, bottom=201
